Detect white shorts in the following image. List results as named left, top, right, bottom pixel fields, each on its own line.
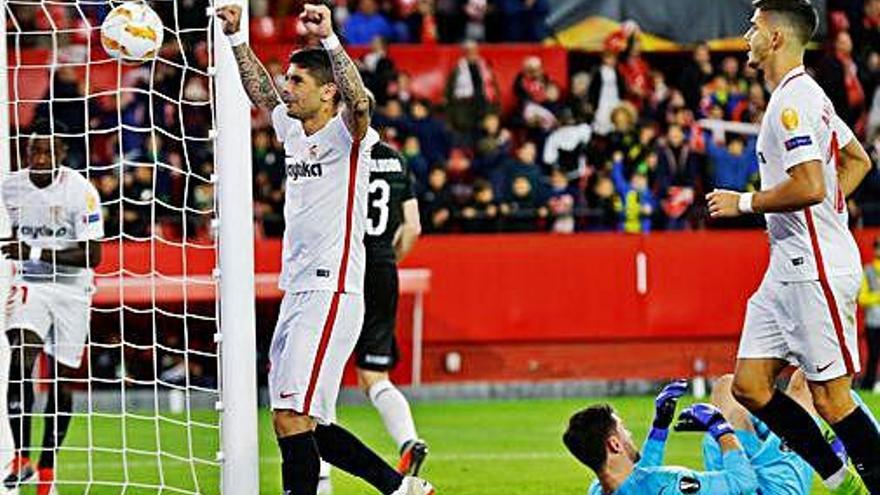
left=268, top=291, right=363, bottom=422
left=7, top=281, right=92, bottom=369
left=738, top=272, right=861, bottom=381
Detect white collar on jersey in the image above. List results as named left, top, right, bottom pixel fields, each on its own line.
left=778, top=65, right=806, bottom=89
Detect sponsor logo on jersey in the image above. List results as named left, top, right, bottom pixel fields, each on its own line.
left=678, top=476, right=701, bottom=494
left=784, top=135, right=813, bottom=151
left=285, top=159, right=323, bottom=182
left=370, top=158, right=403, bottom=173
left=781, top=108, right=800, bottom=131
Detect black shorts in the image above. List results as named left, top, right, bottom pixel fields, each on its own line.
left=355, top=261, right=400, bottom=371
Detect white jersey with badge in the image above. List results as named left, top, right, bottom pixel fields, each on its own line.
left=271, top=104, right=379, bottom=294
left=1, top=166, right=104, bottom=287
left=756, top=66, right=861, bottom=282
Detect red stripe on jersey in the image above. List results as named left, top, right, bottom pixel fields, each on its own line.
left=831, top=132, right=845, bottom=214
left=303, top=291, right=341, bottom=415
left=804, top=208, right=855, bottom=375
left=337, top=139, right=360, bottom=293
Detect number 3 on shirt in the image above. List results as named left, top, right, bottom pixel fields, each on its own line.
left=367, top=179, right=390, bottom=236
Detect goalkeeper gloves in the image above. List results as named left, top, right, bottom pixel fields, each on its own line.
left=653, top=379, right=689, bottom=430
left=674, top=403, right=735, bottom=442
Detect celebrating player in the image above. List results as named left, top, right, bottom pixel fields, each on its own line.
left=1, top=119, right=104, bottom=495
left=357, top=134, right=426, bottom=475
left=705, top=1, right=878, bottom=492
left=565, top=380, right=760, bottom=495
left=217, top=3, right=433, bottom=495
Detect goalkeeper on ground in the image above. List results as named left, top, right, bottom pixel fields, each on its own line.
left=701, top=371, right=880, bottom=495
left=564, top=380, right=760, bottom=495
left=0, top=119, right=104, bottom=495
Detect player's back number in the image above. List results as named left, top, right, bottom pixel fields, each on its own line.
left=367, top=178, right=390, bottom=236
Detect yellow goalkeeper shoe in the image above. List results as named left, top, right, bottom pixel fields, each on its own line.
left=829, top=468, right=869, bottom=495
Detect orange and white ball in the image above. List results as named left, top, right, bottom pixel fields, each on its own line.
left=101, top=2, right=164, bottom=61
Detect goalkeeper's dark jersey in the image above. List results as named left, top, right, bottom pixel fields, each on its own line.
left=364, top=142, right=416, bottom=264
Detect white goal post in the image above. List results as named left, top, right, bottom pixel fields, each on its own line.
left=213, top=0, right=259, bottom=493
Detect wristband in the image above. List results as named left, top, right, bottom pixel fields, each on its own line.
left=227, top=31, right=247, bottom=47
left=709, top=421, right=735, bottom=442
left=28, top=246, right=42, bottom=262
left=738, top=192, right=754, bottom=214
left=321, top=34, right=341, bottom=50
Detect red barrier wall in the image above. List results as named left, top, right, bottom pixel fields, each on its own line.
left=91, top=229, right=880, bottom=382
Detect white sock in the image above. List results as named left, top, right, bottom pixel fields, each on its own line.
left=823, top=465, right=849, bottom=489
left=319, top=459, right=331, bottom=479
left=368, top=379, right=418, bottom=451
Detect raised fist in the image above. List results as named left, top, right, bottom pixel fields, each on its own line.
left=216, top=5, right=243, bottom=35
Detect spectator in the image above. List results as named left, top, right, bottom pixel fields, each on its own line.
left=503, top=141, right=545, bottom=202
left=546, top=169, right=578, bottom=233
left=655, top=124, right=700, bottom=229
left=719, top=56, right=748, bottom=100
left=359, top=36, right=397, bottom=104
left=589, top=50, right=626, bottom=136
left=463, top=0, right=488, bottom=41
left=419, top=166, right=454, bottom=233
left=585, top=173, right=618, bottom=232
left=435, top=0, right=465, bottom=42
left=679, top=42, right=715, bottom=112
left=501, top=175, right=547, bottom=232
left=402, top=135, right=430, bottom=190
left=460, top=179, right=499, bottom=232
left=542, top=108, right=592, bottom=180
left=497, top=0, right=549, bottom=42
left=618, top=33, right=653, bottom=110
left=606, top=103, right=639, bottom=168
left=343, top=0, right=395, bottom=45
left=373, top=98, right=408, bottom=146
left=705, top=133, right=758, bottom=193
left=513, top=56, right=556, bottom=130
left=817, top=31, right=866, bottom=132
left=408, top=99, right=451, bottom=166
left=403, top=0, right=439, bottom=43
left=567, top=71, right=593, bottom=124
left=858, top=236, right=880, bottom=391
left=610, top=153, right=655, bottom=233
left=853, top=0, right=880, bottom=64
left=730, top=82, right=768, bottom=124
left=473, top=113, right=513, bottom=195
left=446, top=148, right=477, bottom=208
left=445, top=40, right=501, bottom=143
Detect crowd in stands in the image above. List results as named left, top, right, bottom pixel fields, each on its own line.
left=6, top=0, right=880, bottom=240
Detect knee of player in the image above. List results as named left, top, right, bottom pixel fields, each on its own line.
left=272, top=410, right=315, bottom=437
left=811, top=390, right=856, bottom=424
left=731, top=375, right=772, bottom=410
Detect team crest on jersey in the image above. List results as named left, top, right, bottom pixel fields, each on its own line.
left=781, top=108, right=800, bottom=131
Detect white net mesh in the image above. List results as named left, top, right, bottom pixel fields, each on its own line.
left=2, top=1, right=222, bottom=493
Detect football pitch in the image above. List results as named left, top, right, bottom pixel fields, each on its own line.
left=20, top=392, right=880, bottom=494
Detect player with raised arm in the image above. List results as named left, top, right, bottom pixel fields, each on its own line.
left=216, top=3, right=433, bottom=495
left=566, top=380, right=760, bottom=495
left=1, top=119, right=104, bottom=495
left=706, top=1, right=878, bottom=493
left=357, top=129, right=426, bottom=476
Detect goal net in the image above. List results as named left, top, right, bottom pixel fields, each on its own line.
left=1, top=1, right=256, bottom=493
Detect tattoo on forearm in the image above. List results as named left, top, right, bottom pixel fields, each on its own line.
left=327, top=45, right=369, bottom=116
left=232, top=44, right=281, bottom=110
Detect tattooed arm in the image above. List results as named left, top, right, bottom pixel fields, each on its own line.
left=217, top=5, right=282, bottom=111
left=300, top=3, right=371, bottom=140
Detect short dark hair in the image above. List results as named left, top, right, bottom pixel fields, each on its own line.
left=288, top=48, right=340, bottom=104
left=563, top=404, right=617, bottom=472
left=29, top=118, right=70, bottom=137
left=753, top=0, right=819, bottom=44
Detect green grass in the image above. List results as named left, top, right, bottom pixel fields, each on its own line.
left=14, top=392, right=880, bottom=494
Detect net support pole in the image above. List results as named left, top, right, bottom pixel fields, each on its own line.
left=213, top=2, right=259, bottom=493
left=0, top=0, right=16, bottom=469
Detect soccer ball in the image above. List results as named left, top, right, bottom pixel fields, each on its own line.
left=101, top=2, right=164, bottom=61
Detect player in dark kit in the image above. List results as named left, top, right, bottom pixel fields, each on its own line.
left=357, top=139, right=427, bottom=475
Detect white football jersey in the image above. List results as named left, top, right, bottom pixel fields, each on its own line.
left=756, top=66, right=861, bottom=282
left=271, top=104, right=379, bottom=294
left=1, top=166, right=104, bottom=287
